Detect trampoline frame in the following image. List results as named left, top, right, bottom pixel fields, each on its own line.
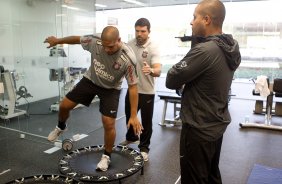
left=58, top=144, right=144, bottom=183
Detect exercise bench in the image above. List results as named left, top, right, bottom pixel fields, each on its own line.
left=240, top=78, right=282, bottom=130
left=158, top=88, right=235, bottom=127
left=158, top=93, right=181, bottom=126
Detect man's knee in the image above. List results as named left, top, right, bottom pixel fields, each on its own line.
left=102, top=115, right=116, bottom=130
left=60, top=97, right=77, bottom=111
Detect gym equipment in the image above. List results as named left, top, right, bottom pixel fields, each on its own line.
left=273, top=79, right=282, bottom=116
left=240, top=78, right=282, bottom=130
left=17, top=86, right=32, bottom=100
left=59, top=145, right=144, bottom=183
left=0, top=66, right=31, bottom=119
left=60, top=134, right=88, bottom=151
left=62, top=138, right=74, bottom=151
left=251, top=77, right=271, bottom=114
left=49, top=46, right=67, bottom=57
left=49, top=67, right=87, bottom=112
left=175, top=35, right=193, bottom=42
left=158, top=93, right=181, bottom=126
left=158, top=89, right=234, bottom=127
left=5, top=174, right=78, bottom=184
left=175, top=35, right=207, bottom=47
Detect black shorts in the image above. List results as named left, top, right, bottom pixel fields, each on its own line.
left=66, top=77, right=121, bottom=118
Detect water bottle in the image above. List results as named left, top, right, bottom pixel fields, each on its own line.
left=244, top=115, right=250, bottom=123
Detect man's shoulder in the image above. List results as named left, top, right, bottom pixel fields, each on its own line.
left=145, top=38, right=159, bottom=52
left=122, top=42, right=134, bottom=54
left=127, top=39, right=136, bottom=47
left=81, top=34, right=101, bottom=40
left=120, top=43, right=136, bottom=63
left=189, top=41, right=223, bottom=61
left=194, top=40, right=218, bottom=51
left=81, top=34, right=101, bottom=46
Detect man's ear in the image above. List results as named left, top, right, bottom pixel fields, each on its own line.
left=204, top=15, right=212, bottom=25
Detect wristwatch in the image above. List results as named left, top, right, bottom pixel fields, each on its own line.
left=150, top=68, right=154, bottom=74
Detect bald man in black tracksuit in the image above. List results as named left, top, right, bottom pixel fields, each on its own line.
left=166, top=0, right=241, bottom=183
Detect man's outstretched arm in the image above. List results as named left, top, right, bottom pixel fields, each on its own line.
left=44, top=36, right=81, bottom=48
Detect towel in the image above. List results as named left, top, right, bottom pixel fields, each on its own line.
left=255, top=75, right=270, bottom=97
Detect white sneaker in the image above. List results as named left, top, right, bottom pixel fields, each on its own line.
left=119, top=140, right=140, bottom=146
left=47, top=126, right=65, bottom=142
left=141, top=152, right=149, bottom=161
left=96, top=154, right=111, bottom=171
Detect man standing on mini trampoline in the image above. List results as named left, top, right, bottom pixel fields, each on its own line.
left=44, top=26, right=143, bottom=172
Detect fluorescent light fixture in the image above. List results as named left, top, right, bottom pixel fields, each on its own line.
left=66, top=6, right=80, bottom=10
left=61, top=4, right=80, bottom=11
left=95, top=3, right=107, bottom=8
left=123, top=0, right=146, bottom=6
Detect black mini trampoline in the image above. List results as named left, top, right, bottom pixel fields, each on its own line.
left=5, top=174, right=77, bottom=184
left=58, top=145, right=144, bottom=183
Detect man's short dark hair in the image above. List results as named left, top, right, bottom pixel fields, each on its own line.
left=135, top=18, right=151, bottom=32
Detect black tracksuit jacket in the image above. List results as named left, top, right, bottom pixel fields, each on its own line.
left=166, top=34, right=241, bottom=141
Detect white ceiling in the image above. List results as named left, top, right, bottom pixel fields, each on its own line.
left=57, top=0, right=266, bottom=12
left=94, top=0, right=265, bottom=11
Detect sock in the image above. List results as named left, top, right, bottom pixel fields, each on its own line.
left=104, top=150, right=111, bottom=158
left=57, top=121, right=66, bottom=130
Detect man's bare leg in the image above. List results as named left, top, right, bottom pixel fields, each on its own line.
left=96, top=115, right=116, bottom=171
left=48, top=97, right=77, bottom=142
left=102, top=115, right=116, bottom=154
left=59, top=97, right=78, bottom=122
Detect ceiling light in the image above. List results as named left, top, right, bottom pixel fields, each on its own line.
left=61, top=4, right=80, bottom=10
left=123, top=0, right=146, bottom=6
left=95, top=3, right=107, bottom=8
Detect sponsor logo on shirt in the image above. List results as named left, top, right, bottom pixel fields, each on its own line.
left=93, top=59, right=114, bottom=82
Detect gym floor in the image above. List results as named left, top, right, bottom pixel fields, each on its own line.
left=1, top=77, right=282, bottom=184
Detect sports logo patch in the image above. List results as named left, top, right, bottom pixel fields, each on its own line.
left=113, top=61, right=121, bottom=70
left=180, top=61, right=187, bottom=68
left=142, top=51, right=148, bottom=58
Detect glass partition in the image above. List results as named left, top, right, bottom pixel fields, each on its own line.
left=0, top=0, right=97, bottom=141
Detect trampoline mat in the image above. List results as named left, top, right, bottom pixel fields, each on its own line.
left=59, top=145, right=144, bottom=182
left=6, top=175, right=76, bottom=184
